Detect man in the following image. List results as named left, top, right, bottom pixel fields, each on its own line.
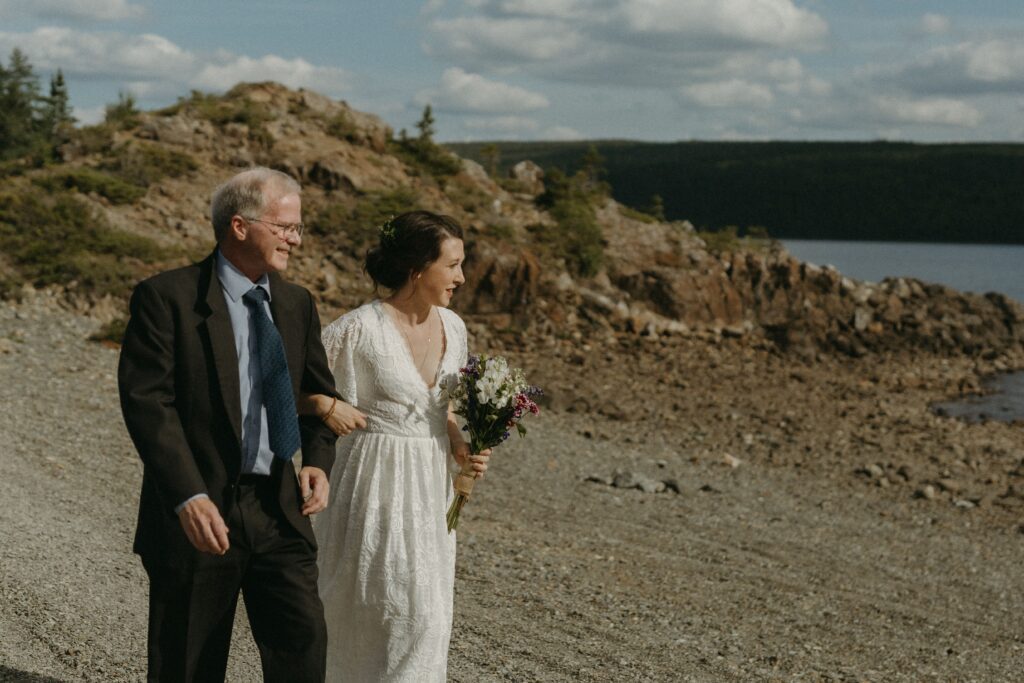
left=118, top=167, right=339, bottom=682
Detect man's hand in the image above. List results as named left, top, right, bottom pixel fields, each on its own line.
left=299, top=466, right=329, bottom=516
left=178, top=497, right=229, bottom=555
left=323, top=400, right=368, bottom=436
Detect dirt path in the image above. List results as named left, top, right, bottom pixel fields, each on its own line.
left=1, top=298, right=1021, bottom=682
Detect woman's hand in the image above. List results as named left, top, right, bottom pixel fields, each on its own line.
left=299, top=393, right=367, bottom=436
left=452, top=440, right=491, bottom=479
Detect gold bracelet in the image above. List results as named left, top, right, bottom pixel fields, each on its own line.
left=321, top=396, right=338, bottom=423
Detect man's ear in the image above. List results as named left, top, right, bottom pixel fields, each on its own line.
left=230, top=215, right=248, bottom=241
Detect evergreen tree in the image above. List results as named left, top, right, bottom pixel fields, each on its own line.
left=480, top=143, right=501, bottom=177
left=0, top=48, right=42, bottom=158
left=42, top=69, right=75, bottom=139
left=647, top=194, right=666, bottom=221
left=415, top=104, right=435, bottom=143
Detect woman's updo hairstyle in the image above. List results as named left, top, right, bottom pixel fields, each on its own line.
left=365, top=211, right=464, bottom=290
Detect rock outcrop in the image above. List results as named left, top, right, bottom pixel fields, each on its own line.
left=5, top=81, right=1022, bottom=360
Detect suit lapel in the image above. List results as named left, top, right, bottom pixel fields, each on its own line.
left=197, top=252, right=243, bottom=445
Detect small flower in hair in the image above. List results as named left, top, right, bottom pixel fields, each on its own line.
left=379, top=216, right=397, bottom=247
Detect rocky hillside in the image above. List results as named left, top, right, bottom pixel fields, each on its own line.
left=1, top=81, right=1022, bottom=359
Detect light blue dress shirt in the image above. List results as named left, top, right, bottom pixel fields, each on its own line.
left=175, top=252, right=277, bottom=513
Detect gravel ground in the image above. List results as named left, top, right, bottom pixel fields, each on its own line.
left=1, top=294, right=1022, bottom=682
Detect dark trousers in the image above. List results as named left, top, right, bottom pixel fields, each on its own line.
left=144, top=477, right=327, bottom=683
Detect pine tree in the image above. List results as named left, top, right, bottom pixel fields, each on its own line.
left=480, top=143, right=501, bottom=177
left=415, top=104, right=435, bottom=143
left=41, top=69, right=75, bottom=140
left=0, top=48, right=44, bottom=161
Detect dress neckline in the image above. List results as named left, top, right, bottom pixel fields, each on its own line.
left=375, top=300, right=448, bottom=391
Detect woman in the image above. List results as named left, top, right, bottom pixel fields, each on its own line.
left=301, top=211, right=490, bottom=681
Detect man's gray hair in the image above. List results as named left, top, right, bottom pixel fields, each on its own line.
left=210, top=167, right=301, bottom=242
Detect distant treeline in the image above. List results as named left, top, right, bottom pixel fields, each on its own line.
left=446, top=140, right=1024, bottom=244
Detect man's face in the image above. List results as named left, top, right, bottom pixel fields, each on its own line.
left=245, top=192, right=302, bottom=275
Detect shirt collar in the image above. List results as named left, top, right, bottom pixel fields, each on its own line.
left=216, top=250, right=271, bottom=303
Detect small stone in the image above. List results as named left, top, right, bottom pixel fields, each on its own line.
left=655, top=459, right=667, bottom=469
left=953, top=498, right=976, bottom=509
left=722, top=453, right=742, bottom=468
left=663, top=478, right=681, bottom=494
left=864, top=463, right=884, bottom=478
left=612, top=470, right=639, bottom=489
left=936, top=478, right=961, bottom=493
left=635, top=475, right=664, bottom=494
left=585, top=475, right=612, bottom=486
left=917, top=484, right=937, bottom=500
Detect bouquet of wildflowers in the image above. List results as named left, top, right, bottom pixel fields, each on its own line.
left=442, top=354, right=541, bottom=532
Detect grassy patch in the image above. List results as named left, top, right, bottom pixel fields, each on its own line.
left=309, top=188, right=420, bottom=257
left=619, top=205, right=657, bottom=224
left=389, top=138, right=462, bottom=179
left=0, top=188, right=169, bottom=297
left=697, top=225, right=773, bottom=255
left=101, top=143, right=199, bottom=187
left=32, top=167, right=145, bottom=205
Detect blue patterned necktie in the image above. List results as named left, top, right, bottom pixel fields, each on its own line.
left=243, top=287, right=301, bottom=462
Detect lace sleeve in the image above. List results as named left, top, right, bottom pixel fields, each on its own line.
left=444, top=309, right=469, bottom=368
left=321, top=312, right=362, bottom=407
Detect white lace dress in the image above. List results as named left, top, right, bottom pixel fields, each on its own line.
left=314, top=300, right=466, bottom=682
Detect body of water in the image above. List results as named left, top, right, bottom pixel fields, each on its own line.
left=782, top=239, right=1024, bottom=420
left=783, top=240, right=1024, bottom=304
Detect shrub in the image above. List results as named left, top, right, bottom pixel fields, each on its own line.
left=390, top=139, right=462, bottom=179
left=535, top=168, right=605, bottom=276
left=309, top=187, right=420, bottom=258
left=70, top=123, right=116, bottom=155
left=0, top=188, right=168, bottom=297
left=104, top=92, right=140, bottom=130
left=697, top=226, right=741, bottom=254
left=89, top=316, right=128, bottom=345
left=32, top=167, right=145, bottom=204
left=326, top=112, right=358, bottom=142
left=101, top=143, right=199, bottom=187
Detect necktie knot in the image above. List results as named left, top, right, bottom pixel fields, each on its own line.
left=243, top=287, right=268, bottom=307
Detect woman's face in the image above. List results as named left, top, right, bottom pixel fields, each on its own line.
left=414, top=237, right=465, bottom=307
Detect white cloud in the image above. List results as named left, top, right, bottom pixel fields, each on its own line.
left=194, top=55, right=351, bottom=92
left=0, top=28, right=193, bottom=78
left=0, top=27, right=351, bottom=98
left=919, top=13, right=951, bottom=36
left=0, top=0, right=143, bottom=21
left=416, top=67, right=549, bottom=113
left=426, top=17, right=584, bottom=62
left=426, top=0, right=828, bottom=90
left=881, top=38, right=1024, bottom=95
left=683, top=79, right=774, bottom=108
left=872, top=95, right=981, bottom=127
left=618, top=0, right=828, bottom=48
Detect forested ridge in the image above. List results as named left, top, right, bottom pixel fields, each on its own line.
left=447, top=140, right=1024, bottom=244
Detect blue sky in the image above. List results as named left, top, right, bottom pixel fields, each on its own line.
left=2, top=0, right=1022, bottom=142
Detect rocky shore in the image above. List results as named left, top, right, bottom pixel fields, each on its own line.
left=2, top=290, right=1022, bottom=682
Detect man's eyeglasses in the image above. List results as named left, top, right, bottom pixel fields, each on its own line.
left=242, top=216, right=305, bottom=239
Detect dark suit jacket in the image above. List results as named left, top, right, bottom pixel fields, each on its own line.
left=118, top=251, right=339, bottom=568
